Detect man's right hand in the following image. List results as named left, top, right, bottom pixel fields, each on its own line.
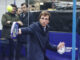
left=18, top=29, right=22, bottom=34
left=17, top=21, right=23, bottom=26
left=7, top=21, right=11, bottom=24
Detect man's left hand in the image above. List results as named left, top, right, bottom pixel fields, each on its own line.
left=57, top=42, right=65, bottom=50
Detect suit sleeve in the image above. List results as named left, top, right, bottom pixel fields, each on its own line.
left=46, top=40, right=57, bottom=52
left=21, top=24, right=34, bottom=34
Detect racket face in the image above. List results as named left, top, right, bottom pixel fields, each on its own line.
left=11, top=22, right=18, bottom=39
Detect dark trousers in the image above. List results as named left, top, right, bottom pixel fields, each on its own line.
left=0, top=38, right=15, bottom=60
left=16, top=43, right=27, bottom=60
left=44, top=55, right=49, bottom=60
left=8, top=38, right=17, bottom=60
left=0, top=41, right=9, bottom=60
left=0, top=38, right=19, bottom=60
left=16, top=34, right=27, bottom=60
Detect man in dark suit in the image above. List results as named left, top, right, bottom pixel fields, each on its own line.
left=16, top=3, right=29, bottom=60
left=18, top=11, right=65, bottom=60
left=20, top=3, right=29, bottom=27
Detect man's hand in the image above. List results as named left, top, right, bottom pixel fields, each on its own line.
left=17, top=21, right=23, bottom=26
left=57, top=42, right=65, bottom=50
left=7, top=21, right=11, bottom=24
left=18, top=29, right=22, bottom=34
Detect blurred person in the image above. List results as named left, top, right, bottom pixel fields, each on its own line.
left=16, top=7, right=22, bottom=18
left=29, top=5, right=35, bottom=11
left=18, top=11, right=65, bottom=60
left=1, top=4, right=23, bottom=60
left=20, top=3, right=29, bottom=27
left=16, top=3, right=29, bottom=60
left=52, top=0, right=56, bottom=9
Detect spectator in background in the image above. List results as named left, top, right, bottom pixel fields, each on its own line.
left=29, top=5, right=35, bottom=11
left=20, top=3, right=29, bottom=27
left=16, top=3, right=29, bottom=60
left=16, top=7, right=22, bottom=18
left=52, top=0, right=56, bottom=10
left=1, top=4, right=23, bottom=60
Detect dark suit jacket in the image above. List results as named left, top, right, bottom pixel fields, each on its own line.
left=21, top=22, right=57, bottom=60
left=20, top=12, right=30, bottom=27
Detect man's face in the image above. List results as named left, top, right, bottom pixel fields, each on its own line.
left=39, top=15, right=49, bottom=27
left=16, top=8, right=22, bottom=15
left=11, top=7, right=16, bottom=14
left=21, top=5, right=28, bottom=13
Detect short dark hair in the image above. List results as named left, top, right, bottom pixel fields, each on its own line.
left=16, top=7, right=21, bottom=11
left=21, top=3, right=28, bottom=7
left=39, top=11, right=51, bottom=20
left=10, top=4, right=17, bottom=9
